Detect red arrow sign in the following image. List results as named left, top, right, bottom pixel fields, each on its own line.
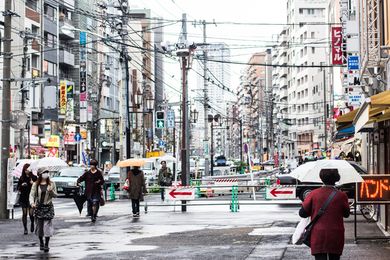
left=270, top=188, right=293, bottom=197
left=169, top=189, right=192, bottom=198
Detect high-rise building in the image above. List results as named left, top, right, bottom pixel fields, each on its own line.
left=282, top=0, right=329, bottom=159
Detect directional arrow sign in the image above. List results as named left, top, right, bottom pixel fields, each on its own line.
left=167, top=188, right=195, bottom=201
left=265, top=187, right=296, bottom=200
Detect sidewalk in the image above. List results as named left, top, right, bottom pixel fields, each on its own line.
left=247, top=215, right=390, bottom=260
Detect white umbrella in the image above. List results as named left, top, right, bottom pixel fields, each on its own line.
left=12, top=159, right=35, bottom=177
left=29, top=157, right=68, bottom=172
left=290, top=160, right=363, bottom=184
left=156, top=155, right=176, bottom=163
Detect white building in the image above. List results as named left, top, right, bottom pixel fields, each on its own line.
left=283, top=0, right=329, bottom=159
left=191, top=43, right=232, bottom=157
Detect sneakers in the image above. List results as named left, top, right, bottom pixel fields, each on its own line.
left=44, top=246, right=50, bottom=253
left=40, top=244, right=44, bottom=251
left=133, top=212, right=140, bottom=218
left=24, top=229, right=28, bottom=235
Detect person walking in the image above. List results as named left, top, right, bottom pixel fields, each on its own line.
left=299, top=169, right=350, bottom=260
left=127, top=166, right=147, bottom=218
left=77, top=159, right=104, bottom=222
left=17, top=163, right=37, bottom=235
left=29, top=168, right=57, bottom=253
left=158, top=161, right=172, bottom=201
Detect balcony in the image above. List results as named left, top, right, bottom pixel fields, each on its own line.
left=59, top=49, right=75, bottom=67
left=59, top=18, right=75, bottom=39
left=280, top=88, right=288, bottom=100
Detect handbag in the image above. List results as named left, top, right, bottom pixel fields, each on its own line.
left=295, top=189, right=337, bottom=247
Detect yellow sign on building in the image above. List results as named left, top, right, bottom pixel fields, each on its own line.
left=59, top=81, right=67, bottom=115
left=146, top=151, right=165, bottom=158
left=46, top=135, right=60, bottom=148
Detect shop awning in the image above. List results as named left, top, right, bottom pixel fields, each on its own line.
left=336, top=109, right=359, bottom=131
left=353, top=90, right=390, bottom=133
left=334, top=125, right=355, bottom=141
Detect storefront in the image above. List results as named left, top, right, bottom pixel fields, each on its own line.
left=353, top=90, right=390, bottom=232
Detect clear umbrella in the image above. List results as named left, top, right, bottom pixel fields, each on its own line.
left=29, top=157, right=68, bottom=172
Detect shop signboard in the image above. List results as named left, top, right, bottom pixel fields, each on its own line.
left=331, top=27, right=343, bottom=65
left=59, top=80, right=67, bottom=115
left=357, top=175, right=390, bottom=203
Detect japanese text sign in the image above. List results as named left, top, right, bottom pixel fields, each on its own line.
left=59, top=81, right=67, bottom=115
left=357, top=175, right=390, bottom=203
left=331, top=27, right=343, bottom=65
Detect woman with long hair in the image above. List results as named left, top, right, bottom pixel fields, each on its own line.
left=17, top=163, right=37, bottom=234
left=30, top=167, right=57, bottom=253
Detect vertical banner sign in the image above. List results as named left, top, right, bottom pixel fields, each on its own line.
left=167, top=110, right=175, bottom=128
left=331, top=27, right=343, bottom=65
left=59, top=80, right=67, bottom=115
left=79, top=31, right=87, bottom=123
left=66, top=82, right=74, bottom=121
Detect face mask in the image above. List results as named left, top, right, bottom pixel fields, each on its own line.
left=41, top=173, right=49, bottom=179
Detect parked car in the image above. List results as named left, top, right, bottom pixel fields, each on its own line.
left=276, top=161, right=366, bottom=201
left=106, top=166, right=121, bottom=190
left=52, top=167, right=85, bottom=197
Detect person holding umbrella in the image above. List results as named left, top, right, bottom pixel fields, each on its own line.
left=127, top=166, right=147, bottom=218
left=17, top=163, right=37, bottom=234
left=29, top=167, right=57, bottom=252
left=77, top=159, right=104, bottom=222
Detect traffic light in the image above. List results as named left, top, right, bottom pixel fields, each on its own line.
left=156, top=111, right=165, bottom=129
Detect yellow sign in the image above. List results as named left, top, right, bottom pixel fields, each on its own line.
left=59, top=81, right=67, bottom=115
left=46, top=135, right=60, bottom=148
left=146, top=151, right=165, bottom=158
left=80, top=129, right=88, bottom=139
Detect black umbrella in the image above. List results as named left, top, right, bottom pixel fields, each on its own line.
left=73, top=187, right=87, bottom=214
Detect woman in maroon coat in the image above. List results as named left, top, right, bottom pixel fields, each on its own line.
left=299, top=169, right=350, bottom=260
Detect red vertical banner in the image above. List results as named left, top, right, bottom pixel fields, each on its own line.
left=331, top=27, right=343, bottom=65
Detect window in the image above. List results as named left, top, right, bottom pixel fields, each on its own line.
left=44, top=32, right=56, bottom=47
left=308, top=9, right=314, bottom=15
left=312, top=47, right=315, bottom=54
left=31, top=54, right=39, bottom=68
left=43, top=60, right=57, bottom=76
left=26, top=0, right=38, bottom=10
left=44, top=4, right=57, bottom=21
left=311, top=32, right=315, bottom=39
left=299, top=8, right=303, bottom=14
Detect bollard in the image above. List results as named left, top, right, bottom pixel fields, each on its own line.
left=230, top=185, right=239, bottom=212
left=195, top=180, right=201, bottom=198
left=110, top=183, right=116, bottom=201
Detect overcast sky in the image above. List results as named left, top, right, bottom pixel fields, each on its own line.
left=131, top=0, right=287, bottom=101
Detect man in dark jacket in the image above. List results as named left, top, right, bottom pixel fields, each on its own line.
left=158, top=161, right=172, bottom=201
left=77, top=159, right=104, bottom=222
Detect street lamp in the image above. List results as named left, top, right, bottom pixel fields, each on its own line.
left=190, top=108, right=199, bottom=123
left=176, top=44, right=196, bottom=212
left=135, top=89, right=143, bottom=108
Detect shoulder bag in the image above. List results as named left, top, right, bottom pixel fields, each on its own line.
left=295, top=189, right=337, bottom=247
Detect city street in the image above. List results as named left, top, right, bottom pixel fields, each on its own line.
left=1, top=195, right=389, bottom=259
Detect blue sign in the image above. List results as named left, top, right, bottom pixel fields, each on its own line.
left=158, top=140, right=165, bottom=147
left=74, top=133, right=82, bottom=142
left=79, top=31, right=87, bottom=45
left=348, top=56, right=360, bottom=70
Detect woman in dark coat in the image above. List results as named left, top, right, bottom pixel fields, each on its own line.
left=127, top=166, right=147, bottom=218
left=299, top=169, right=350, bottom=260
left=77, top=159, right=104, bottom=222
left=17, top=163, right=37, bottom=234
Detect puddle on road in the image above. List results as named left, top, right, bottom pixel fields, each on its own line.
left=249, top=226, right=296, bottom=236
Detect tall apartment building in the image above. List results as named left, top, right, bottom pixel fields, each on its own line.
left=236, top=52, right=267, bottom=160
left=282, top=0, right=329, bottom=159
left=193, top=43, right=231, bottom=157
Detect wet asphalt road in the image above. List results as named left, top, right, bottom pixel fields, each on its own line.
left=1, top=194, right=390, bottom=259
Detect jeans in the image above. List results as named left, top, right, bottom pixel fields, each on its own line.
left=160, top=188, right=165, bottom=201
left=314, top=253, right=341, bottom=260
left=131, top=199, right=140, bottom=214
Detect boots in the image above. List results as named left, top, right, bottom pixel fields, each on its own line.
left=39, top=237, right=44, bottom=251
left=23, top=224, right=28, bottom=235
left=44, top=237, right=50, bottom=252
left=30, top=218, right=34, bottom=233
